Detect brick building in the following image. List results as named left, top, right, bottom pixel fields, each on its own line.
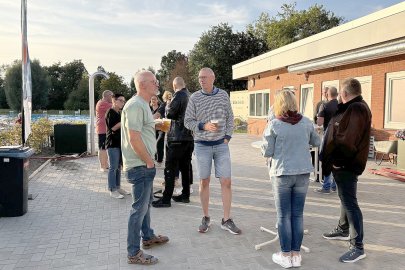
left=232, top=2, right=405, bottom=141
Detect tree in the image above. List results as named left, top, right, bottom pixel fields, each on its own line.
left=45, top=60, right=87, bottom=110
left=100, top=72, right=132, bottom=99
left=157, top=50, right=188, bottom=90
left=0, top=73, right=8, bottom=109
left=247, top=3, right=343, bottom=50
left=166, top=58, right=194, bottom=91
left=4, top=60, right=50, bottom=110
left=188, top=23, right=268, bottom=91
left=64, top=76, right=89, bottom=110
left=130, top=78, right=136, bottom=94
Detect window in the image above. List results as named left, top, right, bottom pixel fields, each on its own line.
left=355, top=76, right=372, bottom=110
left=249, top=90, right=270, bottom=118
left=322, top=80, right=339, bottom=91
left=385, top=71, right=405, bottom=129
left=300, top=84, right=314, bottom=120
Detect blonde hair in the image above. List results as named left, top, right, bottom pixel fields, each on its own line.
left=273, top=90, right=298, bottom=117
left=162, top=91, right=173, bottom=102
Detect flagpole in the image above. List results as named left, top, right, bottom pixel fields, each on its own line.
left=21, top=0, right=25, bottom=146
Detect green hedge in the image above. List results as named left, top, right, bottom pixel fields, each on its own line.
left=0, top=118, right=54, bottom=152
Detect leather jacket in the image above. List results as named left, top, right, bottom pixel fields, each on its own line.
left=166, top=88, right=193, bottom=142
left=321, top=96, right=372, bottom=176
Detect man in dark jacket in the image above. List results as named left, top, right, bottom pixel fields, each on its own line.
left=321, top=78, right=371, bottom=263
left=152, top=77, right=194, bottom=207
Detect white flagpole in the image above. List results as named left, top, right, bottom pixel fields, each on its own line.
left=21, top=0, right=32, bottom=144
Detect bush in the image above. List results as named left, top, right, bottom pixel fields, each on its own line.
left=0, top=118, right=53, bottom=152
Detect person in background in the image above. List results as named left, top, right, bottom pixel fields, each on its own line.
left=15, top=113, right=22, bottom=125
left=263, top=90, right=320, bottom=268
left=184, top=67, right=241, bottom=235
left=314, top=87, right=328, bottom=123
left=321, top=78, right=371, bottom=263
left=155, top=90, right=173, bottom=167
left=96, top=90, right=113, bottom=172
left=122, top=70, right=169, bottom=265
left=314, top=86, right=339, bottom=194
left=150, top=95, right=164, bottom=166
left=105, top=93, right=130, bottom=199
left=152, top=77, right=193, bottom=207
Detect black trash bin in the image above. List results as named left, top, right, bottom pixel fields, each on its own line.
left=54, top=123, right=87, bottom=154
left=0, top=147, right=34, bottom=217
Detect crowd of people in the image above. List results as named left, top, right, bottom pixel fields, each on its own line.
left=94, top=68, right=371, bottom=268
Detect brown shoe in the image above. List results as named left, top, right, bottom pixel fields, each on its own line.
left=127, top=250, right=158, bottom=265
left=142, top=235, right=169, bottom=249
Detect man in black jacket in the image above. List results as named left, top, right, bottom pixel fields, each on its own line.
left=152, top=77, right=194, bottom=207
left=321, top=78, right=371, bottom=263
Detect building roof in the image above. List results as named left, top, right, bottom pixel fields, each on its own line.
left=232, top=2, right=405, bottom=80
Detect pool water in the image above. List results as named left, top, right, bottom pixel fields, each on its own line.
left=0, top=114, right=91, bottom=124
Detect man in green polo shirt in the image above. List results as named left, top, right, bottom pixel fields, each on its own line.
left=122, top=70, right=169, bottom=265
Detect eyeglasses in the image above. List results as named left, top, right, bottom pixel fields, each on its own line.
left=142, top=79, right=159, bottom=86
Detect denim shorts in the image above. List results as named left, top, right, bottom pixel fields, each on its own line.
left=194, top=142, right=231, bottom=179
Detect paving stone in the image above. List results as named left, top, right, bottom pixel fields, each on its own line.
left=0, top=134, right=404, bottom=269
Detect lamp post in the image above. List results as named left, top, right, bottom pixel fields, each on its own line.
left=89, top=71, right=109, bottom=155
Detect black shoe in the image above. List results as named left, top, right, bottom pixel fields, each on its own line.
left=172, top=195, right=190, bottom=203
left=323, top=227, right=350, bottom=240
left=152, top=198, right=171, bottom=208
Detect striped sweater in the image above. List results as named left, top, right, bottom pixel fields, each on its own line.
left=184, top=88, right=234, bottom=143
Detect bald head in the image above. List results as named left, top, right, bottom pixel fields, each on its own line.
left=102, top=90, right=113, bottom=103
left=173, top=77, right=185, bottom=91
left=133, top=70, right=159, bottom=99
left=134, top=71, right=154, bottom=88
left=328, top=86, right=338, bottom=100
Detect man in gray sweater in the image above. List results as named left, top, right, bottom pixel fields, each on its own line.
left=184, top=67, right=241, bottom=235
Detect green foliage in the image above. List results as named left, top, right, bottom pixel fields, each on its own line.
left=188, top=23, right=268, bottom=91
left=130, top=77, right=136, bottom=94
left=234, top=117, right=247, bottom=133
left=100, top=72, right=132, bottom=100
left=157, top=50, right=189, bottom=91
left=0, top=75, right=8, bottom=109
left=45, top=60, right=87, bottom=110
left=0, top=118, right=53, bottom=152
left=4, top=59, right=51, bottom=110
left=247, top=3, right=343, bottom=50
left=63, top=76, right=90, bottom=110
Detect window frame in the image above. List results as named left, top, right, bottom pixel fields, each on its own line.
left=354, top=76, right=372, bottom=111
left=299, top=83, right=314, bottom=120
left=384, top=71, right=405, bottom=129
left=248, top=89, right=270, bottom=118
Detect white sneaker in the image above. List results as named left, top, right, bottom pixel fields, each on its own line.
left=117, top=188, right=130, bottom=195
left=110, top=191, right=124, bottom=199
left=272, top=252, right=292, bottom=269
left=291, top=254, right=302, bottom=267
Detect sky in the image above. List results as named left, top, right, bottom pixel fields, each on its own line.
left=0, top=0, right=403, bottom=84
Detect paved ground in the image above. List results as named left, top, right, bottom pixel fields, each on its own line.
left=1, top=134, right=405, bottom=270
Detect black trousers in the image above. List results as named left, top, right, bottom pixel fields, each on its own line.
left=155, top=131, right=165, bottom=162
left=333, top=169, right=364, bottom=250
left=162, top=141, right=194, bottom=202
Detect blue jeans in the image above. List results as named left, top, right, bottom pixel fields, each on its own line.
left=271, top=174, right=310, bottom=252
left=322, top=173, right=336, bottom=191
left=107, top=148, right=121, bottom=191
left=194, top=142, right=231, bottom=179
left=126, top=166, right=156, bottom=256
left=333, top=169, right=364, bottom=250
